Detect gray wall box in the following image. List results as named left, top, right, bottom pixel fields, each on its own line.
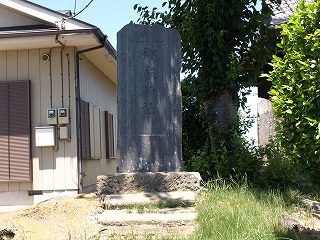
left=35, top=126, right=55, bottom=147
left=117, top=24, right=182, bottom=172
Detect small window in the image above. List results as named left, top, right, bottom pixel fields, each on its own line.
left=89, top=105, right=102, bottom=159
left=105, top=111, right=116, bottom=159
left=80, top=99, right=91, bottom=160
left=80, top=99, right=102, bottom=160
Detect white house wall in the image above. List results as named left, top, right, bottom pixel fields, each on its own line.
left=0, top=47, right=78, bottom=194
left=79, top=54, right=117, bottom=188
left=79, top=55, right=117, bottom=112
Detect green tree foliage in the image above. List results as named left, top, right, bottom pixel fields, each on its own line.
left=135, top=0, right=278, bottom=100
left=181, top=76, right=209, bottom=170
left=258, top=141, right=299, bottom=188
left=134, top=0, right=280, bottom=180
left=267, top=0, right=320, bottom=183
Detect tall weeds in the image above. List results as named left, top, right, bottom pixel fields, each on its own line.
left=192, top=178, right=292, bottom=240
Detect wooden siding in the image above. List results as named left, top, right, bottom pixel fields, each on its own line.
left=79, top=55, right=117, bottom=113
left=0, top=48, right=78, bottom=192
left=0, top=48, right=117, bottom=192
left=79, top=55, right=117, bottom=187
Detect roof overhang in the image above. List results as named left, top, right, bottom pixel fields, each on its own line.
left=0, top=0, right=117, bottom=84
left=0, top=29, right=117, bottom=84
left=0, top=0, right=94, bottom=30
left=0, top=30, right=99, bottom=49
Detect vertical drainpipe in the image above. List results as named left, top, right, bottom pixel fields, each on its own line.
left=75, top=36, right=107, bottom=193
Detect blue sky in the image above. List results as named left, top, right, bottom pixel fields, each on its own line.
left=29, top=0, right=262, bottom=142
left=29, top=0, right=164, bottom=48
left=30, top=0, right=264, bottom=49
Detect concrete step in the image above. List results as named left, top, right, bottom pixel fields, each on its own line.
left=97, top=207, right=197, bottom=224
left=95, top=207, right=197, bottom=239
left=101, top=191, right=195, bottom=207
left=96, top=223, right=196, bottom=239
left=95, top=192, right=197, bottom=239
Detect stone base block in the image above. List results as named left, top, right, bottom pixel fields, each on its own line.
left=96, top=172, right=201, bottom=197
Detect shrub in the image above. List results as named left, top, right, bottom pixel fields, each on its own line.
left=267, top=1, right=320, bottom=183
left=259, top=141, right=299, bottom=188
left=191, top=125, right=263, bottom=184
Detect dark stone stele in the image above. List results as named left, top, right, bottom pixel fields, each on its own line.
left=117, top=24, right=182, bottom=172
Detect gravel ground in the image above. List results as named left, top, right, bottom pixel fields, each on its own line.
left=281, top=200, right=320, bottom=240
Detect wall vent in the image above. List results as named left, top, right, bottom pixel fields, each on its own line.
left=41, top=53, right=50, bottom=63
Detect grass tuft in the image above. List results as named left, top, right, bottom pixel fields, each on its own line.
left=192, top=178, right=293, bottom=240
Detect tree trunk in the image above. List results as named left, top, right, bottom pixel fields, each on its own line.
left=203, top=90, right=238, bottom=149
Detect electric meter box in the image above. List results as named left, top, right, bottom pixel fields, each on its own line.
left=35, top=126, right=55, bottom=147
left=58, top=108, right=69, bottom=124
left=47, top=108, right=57, bottom=125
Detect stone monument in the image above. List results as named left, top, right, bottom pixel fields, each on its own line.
left=117, top=24, right=182, bottom=172
left=258, top=98, right=276, bottom=146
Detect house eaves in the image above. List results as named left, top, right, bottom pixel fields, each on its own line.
left=0, top=28, right=117, bottom=83
left=0, top=0, right=117, bottom=83
left=0, top=0, right=96, bottom=30
left=0, top=27, right=116, bottom=57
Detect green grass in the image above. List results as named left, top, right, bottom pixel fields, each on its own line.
left=102, top=179, right=312, bottom=240
left=191, top=178, right=298, bottom=240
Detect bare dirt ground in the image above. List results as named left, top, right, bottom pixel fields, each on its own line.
left=0, top=193, right=196, bottom=240
left=0, top=193, right=102, bottom=240
left=1, top=193, right=320, bottom=240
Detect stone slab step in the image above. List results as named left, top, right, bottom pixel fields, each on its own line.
left=102, top=191, right=195, bottom=207
left=102, top=207, right=195, bottom=214
left=97, top=210, right=197, bottom=224
left=98, top=222, right=195, bottom=240
left=95, top=223, right=196, bottom=239
left=95, top=192, right=198, bottom=239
